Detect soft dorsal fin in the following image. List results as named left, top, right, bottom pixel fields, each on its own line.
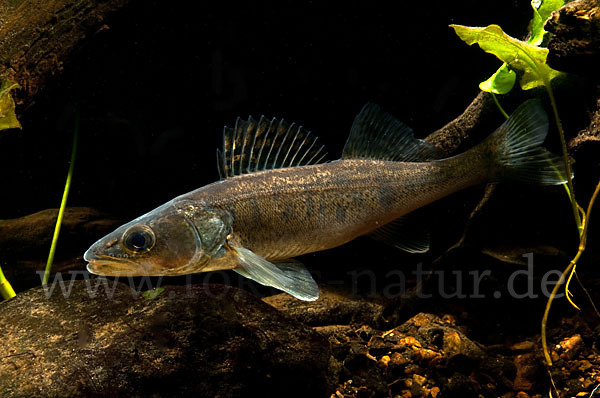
left=342, top=103, right=444, bottom=162
left=217, top=115, right=328, bottom=179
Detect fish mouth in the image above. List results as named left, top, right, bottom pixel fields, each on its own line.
left=86, top=260, right=143, bottom=277
left=84, top=248, right=191, bottom=277
left=85, top=260, right=196, bottom=277
left=84, top=248, right=148, bottom=277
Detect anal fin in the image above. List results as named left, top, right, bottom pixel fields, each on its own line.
left=368, top=212, right=430, bottom=253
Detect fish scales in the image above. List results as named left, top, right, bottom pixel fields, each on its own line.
left=193, top=155, right=484, bottom=260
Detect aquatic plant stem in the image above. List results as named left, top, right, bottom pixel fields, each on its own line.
left=42, top=112, right=79, bottom=286
left=491, top=93, right=509, bottom=119
left=542, top=177, right=600, bottom=366
left=542, top=258, right=575, bottom=366
left=544, top=83, right=581, bottom=231
left=0, top=264, right=16, bottom=300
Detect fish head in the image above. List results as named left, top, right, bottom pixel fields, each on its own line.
left=84, top=200, right=234, bottom=276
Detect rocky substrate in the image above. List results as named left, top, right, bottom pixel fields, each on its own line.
left=269, top=284, right=600, bottom=398
left=2, top=276, right=600, bottom=398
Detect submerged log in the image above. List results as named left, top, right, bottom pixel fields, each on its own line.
left=0, top=207, right=121, bottom=292
left=0, top=207, right=119, bottom=260
left=545, top=0, right=600, bottom=77
left=425, top=91, right=497, bottom=155
left=0, top=0, right=131, bottom=110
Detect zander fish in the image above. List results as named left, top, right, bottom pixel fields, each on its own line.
left=84, top=100, right=568, bottom=301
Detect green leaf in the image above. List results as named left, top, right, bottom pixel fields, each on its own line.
left=519, top=63, right=560, bottom=90
left=0, top=80, right=21, bottom=131
left=529, top=0, right=564, bottom=46
left=141, top=287, right=165, bottom=300
left=479, top=63, right=517, bottom=94
left=450, top=24, right=562, bottom=90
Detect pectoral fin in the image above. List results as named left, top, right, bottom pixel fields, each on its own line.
left=230, top=246, right=319, bottom=301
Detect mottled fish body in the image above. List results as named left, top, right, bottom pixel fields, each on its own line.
left=195, top=157, right=479, bottom=262
left=85, top=101, right=569, bottom=301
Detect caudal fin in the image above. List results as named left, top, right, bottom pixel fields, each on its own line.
left=485, top=99, right=571, bottom=185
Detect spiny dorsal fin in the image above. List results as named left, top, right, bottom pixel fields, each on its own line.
left=342, top=103, right=444, bottom=162
left=217, top=115, right=328, bottom=179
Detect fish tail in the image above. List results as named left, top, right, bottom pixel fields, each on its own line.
left=482, top=99, right=571, bottom=185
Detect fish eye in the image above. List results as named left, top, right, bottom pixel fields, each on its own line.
left=123, top=225, right=155, bottom=253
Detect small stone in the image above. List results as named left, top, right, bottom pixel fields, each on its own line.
left=513, top=353, right=538, bottom=391
left=415, top=348, right=443, bottom=365
left=390, top=352, right=409, bottom=367
left=413, top=347, right=443, bottom=365
left=377, top=355, right=390, bottom=368
left=410, top=378, right=425, bottom=397
left=413, top=374, right=427, bottom=386
left=409, top=313, right=438, bottom=328
left=430, top=386, right=440, bottom=398
left=583, top=377, right=595, bottom=389
left=442, top=330, right=484, bottom=361
left=510, top=341, right=536, bottom=351
left=516, top=392, right=530, bottom=398
left=397, top=336, right=422, bottom=348
left=578, top=360, right=593, bottom=372
left=404, top=364, right=423, bottom=375
left=559, top=334, right=584, bottom=360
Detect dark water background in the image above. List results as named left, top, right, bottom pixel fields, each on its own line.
left=0, top=0, right=532, bottom=220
